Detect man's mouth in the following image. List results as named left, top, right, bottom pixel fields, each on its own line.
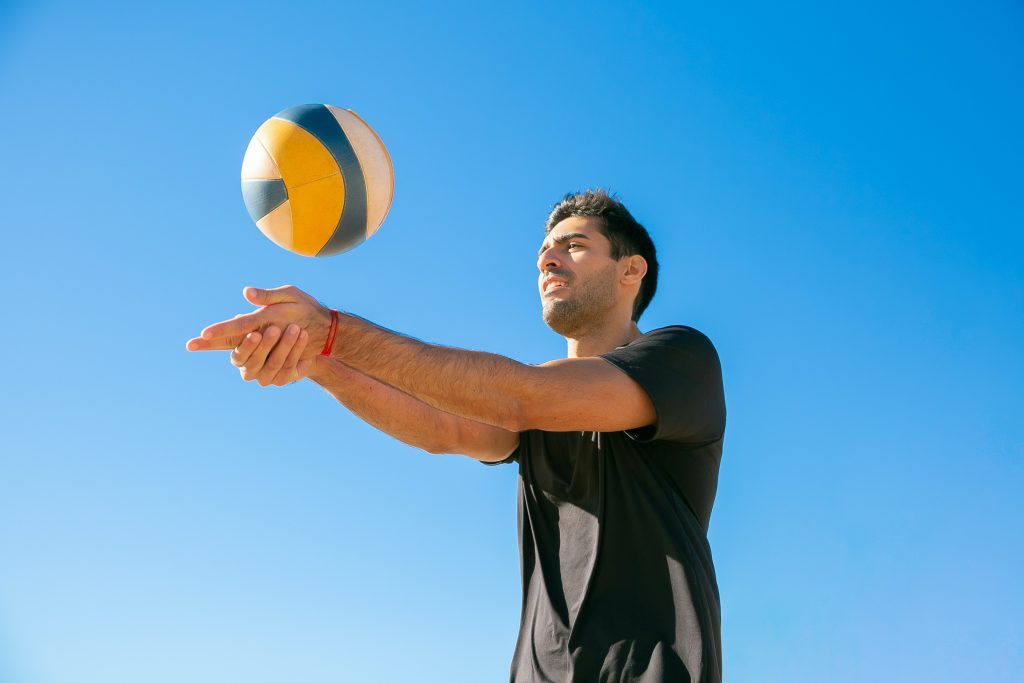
left=542, top=277, right=570, bottom=293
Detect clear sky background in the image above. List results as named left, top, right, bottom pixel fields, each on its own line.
left=1, top=1, right=1021, bottom=681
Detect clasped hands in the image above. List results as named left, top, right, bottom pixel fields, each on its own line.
left=186, top=285, right=333, bottom=387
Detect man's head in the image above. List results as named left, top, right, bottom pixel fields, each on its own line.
left=537, top=189, right=658, bottom=337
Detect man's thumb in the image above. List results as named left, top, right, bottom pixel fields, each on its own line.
left=244, top=285, right=297, bottom=306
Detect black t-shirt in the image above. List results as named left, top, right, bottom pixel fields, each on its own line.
left=484, top=325, right=726, bottom=683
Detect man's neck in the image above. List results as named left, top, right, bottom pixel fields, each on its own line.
left=564, top=317, right=643, bottom=358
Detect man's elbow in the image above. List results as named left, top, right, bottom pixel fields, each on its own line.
left=422, top=442, right=451, bottom=455
left=469, top=394, right=525, bottom=433
left=500, top=397, right=530, bottom=433
left=417, top=425, right=460, bottom=455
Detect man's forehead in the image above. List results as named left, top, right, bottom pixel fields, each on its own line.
left=540, top=216, right=607, bottom=248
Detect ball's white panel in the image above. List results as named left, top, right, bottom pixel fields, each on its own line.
left=255, top=199, right=294, bottom=252
left=327, top=106, right=394, bottom=238
left=240, top=135, right=282, bottom=180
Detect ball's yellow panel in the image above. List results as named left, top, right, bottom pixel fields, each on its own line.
left=288, top=173, right=346, bottom=256
left=255, top=199, right=294, bottom=250
left=240, top=136, right=282, bottom=180
left=257, top=118, right=340, bottom=189
left=327, top=106, right=394, bottom=239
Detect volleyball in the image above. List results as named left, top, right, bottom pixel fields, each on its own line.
left=240, top=104, right=394, bottom=257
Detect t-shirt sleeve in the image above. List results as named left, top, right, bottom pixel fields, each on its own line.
left=599, top=326, right=726, bottom=444
left=479, top=451, right=518, bottom=466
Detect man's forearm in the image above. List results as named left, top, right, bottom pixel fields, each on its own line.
left=187, top=286, right=539, bottom=432
left=308, top=355, right=518, bottom=460
left=328, top=313, right=532, bottom=431
left=188, top=285, right=651, bottom=437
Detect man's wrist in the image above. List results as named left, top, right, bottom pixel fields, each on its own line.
left=319, top=308, right=340, bottom=357
left=306, top=354, right=330, bottom=383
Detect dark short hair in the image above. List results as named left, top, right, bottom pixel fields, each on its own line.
left=544, top=189, right=659, bottom=321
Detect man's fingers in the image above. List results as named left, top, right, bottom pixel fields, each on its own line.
left=271, top=328, right=309, bottom=385
left=295, top=358, right=314, bottom=378
left=231, top=331, right=262, bottom=367
left=201, top=308, right=263, bottom=341
left=244, top=285, right=304, bottom=307
left=257, top=324, right=300, bottom=386
left=189, top=309, right=269, bottom=350
left=240, top=326, right=281, bottom=379
left=188, top=334, right=248, bottom=352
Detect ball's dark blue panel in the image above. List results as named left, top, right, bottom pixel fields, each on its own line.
left=241, top=178, right=288, bottom=223
left=273, top=104, right=368, bottom=257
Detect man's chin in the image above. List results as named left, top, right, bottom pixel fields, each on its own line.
left=542, top=302, right=585, bottom=337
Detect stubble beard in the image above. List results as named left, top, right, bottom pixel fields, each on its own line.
left=541, top=262, right=619, bottom=338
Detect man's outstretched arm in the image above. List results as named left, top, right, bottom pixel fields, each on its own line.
left=230, top=326, right=518, bottom=461
left=311, top=355, right=519, bottom=462
left=187, top=285, right=656, bottom=434
left=311, top=314, right=655, bottom=435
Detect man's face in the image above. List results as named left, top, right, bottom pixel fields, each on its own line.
left=537, top=216, right=621, bottom=337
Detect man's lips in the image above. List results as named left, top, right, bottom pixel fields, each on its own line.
left=542, top=277, right=570, bottom=293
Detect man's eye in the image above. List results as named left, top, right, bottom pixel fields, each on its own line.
left=568, top=243, right=581, bottom=250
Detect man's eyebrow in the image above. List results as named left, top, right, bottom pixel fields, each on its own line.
left=537, top=232, right=590, bottom=256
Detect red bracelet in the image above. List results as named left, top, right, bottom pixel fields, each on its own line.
left=320, top=309, right=340, bottom=356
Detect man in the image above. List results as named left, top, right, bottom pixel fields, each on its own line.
left=186, top=189, right=727, bottom=683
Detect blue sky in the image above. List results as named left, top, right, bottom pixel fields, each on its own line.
left=1, top=1, right=1022, bottom=681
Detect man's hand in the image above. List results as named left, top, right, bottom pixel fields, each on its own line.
left=231, top=324, right=313, bottom=386
left=186, top=285, right=331, bottom=360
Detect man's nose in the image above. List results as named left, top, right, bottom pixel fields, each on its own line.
left=537, top=247, right=561, bottom=272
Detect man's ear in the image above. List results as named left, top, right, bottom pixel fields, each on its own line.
left=622, top=255, right=648, bottom=285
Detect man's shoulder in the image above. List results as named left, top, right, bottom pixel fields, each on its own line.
left=643, top=324, right=705, bottom=337
left=609, top=325, right=723, bottom=381
left=634, top=324, right=717, bottom=350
